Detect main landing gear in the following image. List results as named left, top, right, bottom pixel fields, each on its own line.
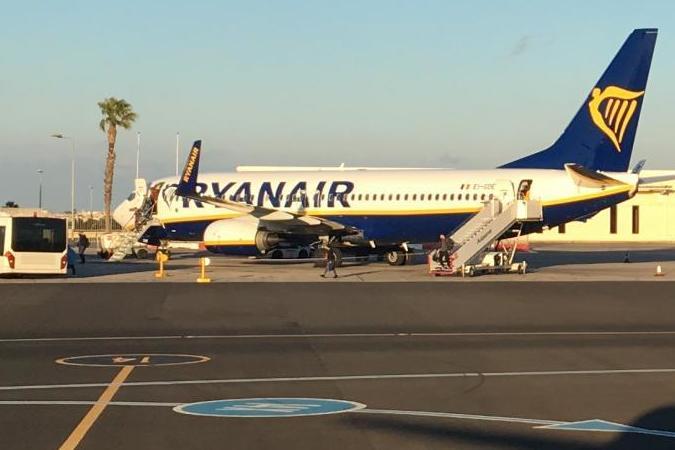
left=385, top=250, right=408, bottom=266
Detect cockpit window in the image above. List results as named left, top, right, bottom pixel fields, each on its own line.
left=127, top=192, right=136, bottom=201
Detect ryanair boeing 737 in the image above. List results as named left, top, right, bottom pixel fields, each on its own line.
left=114, top=29, right=658, bottom=266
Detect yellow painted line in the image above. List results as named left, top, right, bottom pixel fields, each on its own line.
left=140, top=356, right=150, bottom=364
left=59, top=365, right=135, bottom=450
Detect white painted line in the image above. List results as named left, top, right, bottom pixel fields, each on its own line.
left=355, top=408, right=565, bottom=426
left=2, top=367, right=675, bottom=392
left=0, top=336, right=184, bottom=343
left=0, top=400, right=180, bottom=407
left=4, top=330, right=675, bottom=343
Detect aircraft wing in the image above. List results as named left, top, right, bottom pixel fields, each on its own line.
left=564, top=163, right=628, bottom=188
left=175, top=141, right=357, bottom=235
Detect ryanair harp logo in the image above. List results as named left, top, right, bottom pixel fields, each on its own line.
left=588, top=86, right=644, bottom=152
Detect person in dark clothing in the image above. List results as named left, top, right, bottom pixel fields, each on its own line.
left=321, top=245, right=338, bottom=278
left=67, top=246, right=77, bottom=275
left=77, top=233, right=90, bottom=264
left=438, top=234, right=453, bottom=269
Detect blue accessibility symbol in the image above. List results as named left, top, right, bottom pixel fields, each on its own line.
left=174, top=397, right=366, bottom=418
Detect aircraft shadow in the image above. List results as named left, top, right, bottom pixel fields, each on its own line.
left=347, top=405, right=675, bottom=450
left=522, top=248, right=675, bottom=269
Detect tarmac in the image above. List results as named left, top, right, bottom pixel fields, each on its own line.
left=2, top=280, right=675, bottom=449
left=1, top=243, right=674, bottom=283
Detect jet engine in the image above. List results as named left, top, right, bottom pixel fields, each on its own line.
left=203, top=216, right=259, bottom=248
left=203, top=217, right=314, bottom=253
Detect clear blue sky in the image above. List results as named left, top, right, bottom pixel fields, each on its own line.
left=1, top=0, right=674, bottom=210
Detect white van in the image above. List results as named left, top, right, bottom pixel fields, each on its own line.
left=0, top=215, right=68, bottom=275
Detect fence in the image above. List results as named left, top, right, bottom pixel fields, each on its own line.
left=67, top=216, right=123, bottom=246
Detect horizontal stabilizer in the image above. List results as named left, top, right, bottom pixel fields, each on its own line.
left=564, top=163, right=627, bottom=188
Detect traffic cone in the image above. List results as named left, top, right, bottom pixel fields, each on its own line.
left=655, top=265, right=665, bottom=277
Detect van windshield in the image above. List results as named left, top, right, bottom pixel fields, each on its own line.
left=12, top=218, right=67, bottom=253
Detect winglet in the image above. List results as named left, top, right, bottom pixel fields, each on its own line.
left=631, top=159, right=646, bottom=174
left=176, top=140, right=202, bottom=197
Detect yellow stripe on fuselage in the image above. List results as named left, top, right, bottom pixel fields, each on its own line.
left=541, top=185, right=632, bottom=207
left=161, top=186, right=632, bottom=226
left=203, top=240, right=256, bottom=246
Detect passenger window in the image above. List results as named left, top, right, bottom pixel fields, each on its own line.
left=388, top=194, right=393, bottom=201
left=435, top=194, right=440, bottom=201
left=458, top=194, right=462, bottom=200
left=420, top=194, right=425, bottom=201
left=365, top=194, right=369, bottom=201
left=450, top=194, right=454, bottom=201
left=0, top=226, right=4, bottom=251
left=358, top=194, right=362, bottom=201
left=380, top=194, right=384, bottom=201
left=404, top=194, right=409, bottom=200
left=442, top=194, right=447, bottom=200
left=412, top=194, right=417, bottom=201
left=396, top=194, right=400, bottom=200
left=473, top=193, right=478, bottom=200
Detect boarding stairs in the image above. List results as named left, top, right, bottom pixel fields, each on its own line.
left=107, top=232, right=139, bottom=262
left=106, top=198, right=158, bottom=262
left=432, top=198, right=542, bottom=274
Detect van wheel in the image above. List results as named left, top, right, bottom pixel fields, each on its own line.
left=270, top=249, right=283, bottom=259
left=298, top=249, right=309, bottom=259
left=135, top=248, right=149, bottom=259
left=386, top=251, right=407, bottom=266
left=467, top=266, right=476, bottom=277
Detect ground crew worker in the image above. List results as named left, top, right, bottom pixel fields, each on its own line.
left=321, top=245, right=339, bottom=278
left=438, top=234, right=452, bottom=269
left=77, top=233, right=90, bottom=264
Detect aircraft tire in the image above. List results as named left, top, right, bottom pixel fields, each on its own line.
left=386, top=251, right=407, bottom=266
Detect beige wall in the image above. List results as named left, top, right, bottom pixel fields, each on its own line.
left=529, top=170, right=675, bottom=243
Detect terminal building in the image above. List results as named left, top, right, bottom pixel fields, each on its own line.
left=528, top=170, right=675, bottom=243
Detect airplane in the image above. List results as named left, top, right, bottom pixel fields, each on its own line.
left=114, top=28, right=657, bottom=266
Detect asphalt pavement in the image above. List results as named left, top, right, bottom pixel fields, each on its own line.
left=1, top=282, right=675, bottom=449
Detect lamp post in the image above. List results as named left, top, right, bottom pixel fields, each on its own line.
left=89, top=185, right=93, bottom=218
left=50, top=134, right=75, bottom=236
left=175, top=132, right=180, bottom=176
left=136, top=131, right=141, bottom=179
left=37, top=169, right=44, bottom=209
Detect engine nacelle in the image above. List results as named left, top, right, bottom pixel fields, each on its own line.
left=203, top=216, right=317, bottom=254
left=203, top=216, right=259, bottom=248
left=254, top=230, right=282, bottom=251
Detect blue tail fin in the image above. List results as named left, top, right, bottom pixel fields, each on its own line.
left=501, top=29, right=657, bottom=172
left=175, top=140, right=202, bottom=197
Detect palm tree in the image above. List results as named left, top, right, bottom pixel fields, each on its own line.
left=98, top=97, right=137, bottom=232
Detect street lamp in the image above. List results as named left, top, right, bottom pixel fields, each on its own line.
left=175, top=132, right=180, bottom=176
left=50, top=134, right=75, bottom=236
left=136, top=131, right=141, bottom=179
left=37, top=169, right=44, bottom=209
left=89, top=185, right=93, bottom=218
